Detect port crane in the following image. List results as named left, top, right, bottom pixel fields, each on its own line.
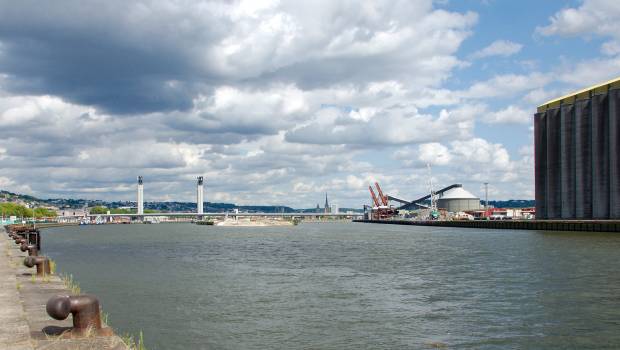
left=369, top=186, right=381, bottom=207
left=368, top=182, right=398, bottom=219
left=375, top=182, right=389, bottom=206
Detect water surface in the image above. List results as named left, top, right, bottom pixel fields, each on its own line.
left=43, top=223, right=620, bottom=349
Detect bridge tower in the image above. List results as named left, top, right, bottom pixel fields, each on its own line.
left=197, top=176, right=204, bottom=215
left=137, top=176, right=144, bottom=215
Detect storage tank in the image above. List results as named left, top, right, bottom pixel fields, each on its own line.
left=436, top=186, right=481, bottom=213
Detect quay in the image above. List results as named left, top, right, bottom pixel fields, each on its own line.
left=0, top=226, right=129, bottom=349
left=354, top=219, right=620, bottom=232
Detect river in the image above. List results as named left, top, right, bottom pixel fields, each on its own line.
left=42, top=222, right=620, bottom=349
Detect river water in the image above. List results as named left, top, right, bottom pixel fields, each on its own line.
left=42, top=222, right=620, bottom=349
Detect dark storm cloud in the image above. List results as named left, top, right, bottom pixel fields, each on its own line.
left=0, top=1, right=225, bottom=114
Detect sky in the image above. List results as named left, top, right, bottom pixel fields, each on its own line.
left=1, top=0, right=620, bottom=208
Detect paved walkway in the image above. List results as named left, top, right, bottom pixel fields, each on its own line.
left=0, top=228, right=34, bottom=350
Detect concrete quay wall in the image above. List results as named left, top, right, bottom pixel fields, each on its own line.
left=354, top=219, right=620, bottom=232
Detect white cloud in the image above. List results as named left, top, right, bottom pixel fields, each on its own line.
left=601, top=41, right=620, bottom=56
left=536, top=0, right=620, bottom=38
left=537, top=0, right=620, bottom=56
left=392, top=137, right=530, bottom=199
left=460, top=73, right=552, bottom=99
left=484, top=105, right=532, bottom=124
left=556, top=55, right=620, bottom=87
left=470, top=40, right=523, bottom=59
left=522, top=88, right=560, bottom=106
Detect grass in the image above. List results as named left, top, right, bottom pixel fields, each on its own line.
left=49, top=259, right=57, bottom=275
left=121, top=331, right=147, bottom=350
left=16, top=281, right=22, bottom=290
left=60, top=274, right=81, bottom=294
left=100, top=311, right=109, bottom=325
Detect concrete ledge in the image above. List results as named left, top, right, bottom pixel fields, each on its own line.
left=353, top=219, right=620, bottom=232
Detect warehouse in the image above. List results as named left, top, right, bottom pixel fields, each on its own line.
left=535, top=77, right=620, bottom=219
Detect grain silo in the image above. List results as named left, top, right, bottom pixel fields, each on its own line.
left=535, top=76, right=620, bottom=219
left=436, top=185, right=481, bottom=212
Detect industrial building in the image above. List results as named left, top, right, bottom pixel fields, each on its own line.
left=535, top=77, right=620, bottom=219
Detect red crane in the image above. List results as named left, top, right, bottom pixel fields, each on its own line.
left=375, top=182, right=389, bottom=206
left=368, top=186, right=381, bottom=207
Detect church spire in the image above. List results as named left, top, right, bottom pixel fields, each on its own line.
left=324, top=193, right=330, bottom=213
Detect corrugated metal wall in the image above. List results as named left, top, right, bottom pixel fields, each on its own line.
left=536, top=87, right=620, bottom=219
left=560, top=104, right=575, bottom=218
left=534, top=113, right=547, bottom=219
left=610, top=89, right=620, bottom=217
left=591, top=93, right=610, bottom=218
left=574, top=99, right=592, bottom=219
left=546, top=108, right=562, bottom=219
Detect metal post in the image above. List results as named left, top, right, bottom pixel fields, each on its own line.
left=484, top=182, right=489, bottom=209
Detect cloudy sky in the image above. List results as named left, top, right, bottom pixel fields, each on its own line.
left=1, top=0, right=619, bottom=208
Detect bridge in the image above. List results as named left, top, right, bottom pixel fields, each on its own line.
left=56, top=212, right=363, bottom=220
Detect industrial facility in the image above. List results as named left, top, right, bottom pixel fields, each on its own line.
left=393, top=184, right=480, bottom=212
left=367, top=183, right=482, bottom=220
left=535, top=76, right=620, bottom=219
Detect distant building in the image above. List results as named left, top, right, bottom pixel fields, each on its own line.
left=56, top=209, right=88, bottom=217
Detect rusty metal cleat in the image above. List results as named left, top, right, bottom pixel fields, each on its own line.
left=46, top=295, right=113, bottom=337
left=24, top=256, right=51, bottom=276
left=20, top=243, right=38, bottom=256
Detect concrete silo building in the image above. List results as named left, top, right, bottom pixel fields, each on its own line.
left=535, top=77, right=620, bottom=219
left=436, top=185, right=481, bottom=212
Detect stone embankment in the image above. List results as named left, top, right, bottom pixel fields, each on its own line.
left=1, top=227, right=129, bottom=349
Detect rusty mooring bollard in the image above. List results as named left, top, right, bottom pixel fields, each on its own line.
left=20, top=243, right=38, bottom=256
left=23, top=256, right=51, bottom=276
left=27, top=231, right=41, bottom=251
left=46, top=295, right=113, bottom=337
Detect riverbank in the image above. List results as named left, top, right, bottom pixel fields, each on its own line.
left=354, top=219, right=620, bottom=232
left=0, top=227, right=129, bottom=349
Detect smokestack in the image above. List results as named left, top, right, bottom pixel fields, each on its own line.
left=197, top=176, right=204, bottom=214
left=137, top=176, right=144, bottom=215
